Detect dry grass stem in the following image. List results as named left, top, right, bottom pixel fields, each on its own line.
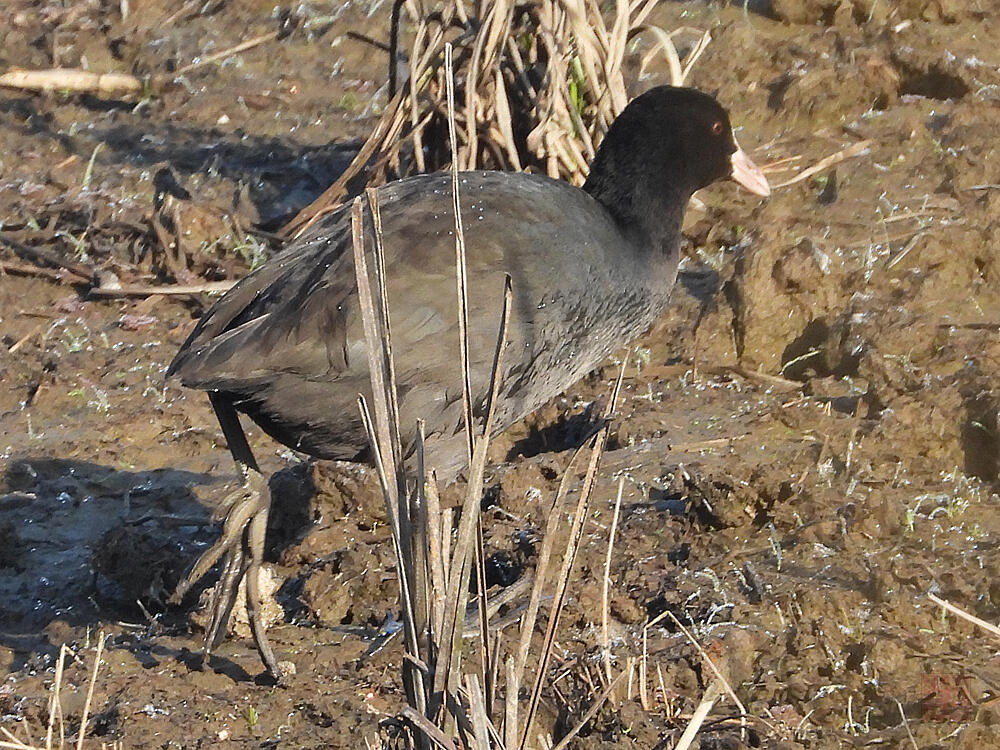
left=0, top=635, right=112, bottom=750
left=445, top=42, right=476, bottom=465
left=656, top=662, right=668, bottom=711
left=465, top=674, right=492, bottom=749
left=444, top=42, right=494, bottom=705
left=664, top=611, right=747, bottom=718
left=351, top=194, right=427, bottom=718
left=504, top=656, right=519, bottom=750
left=519, top=364, right=625, bottom=750
left=639, top=626, right=649, bottom=710
left=638, top=606, right=675, bottom=712
left=88, top=281, right=235, bottom=297
left=0, top=234, right=95, bottom=283
left=0, top=260, right=74, bottom=283
left=668, top=436, right=746, bottom=452
left=550, top=670, right=627, bottom=750
left=673, top=680, right=724, bottom=750
left=601, top=477, right=624, bottom=687
left=771, top=140, right=872, bottom=189
left=885, top=230, right=929, bottom=269
left=424, top=460, right=449, bottom=638
left=626, top=657, right=636, bottom=703
left=398, top=707, right=458, bottom=750
left=48, top=646, right=68, bottom=748
left=285, top=91, right=408, bottom=238
left=513, top=445, right=580, bottom=679
left=724, top=365, right=802, bottom=392
left=8, top=322, right=44, bottom=354
left=896, top=699, right=919, bottom=750
left=928, top=592, right=1000, bottom=639
left=75, top=633, right=107, bottom=750
left=171, top=30, right=280, bottom=77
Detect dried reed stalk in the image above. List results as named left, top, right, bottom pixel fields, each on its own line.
left=518, top=365, right=625, bottom=750
left=550, top=670, right=627, bottom=750
left=352, top=195, right=428, bottom=720
left=674, top=680, right=724, bottom=750
left=601, top=477, right=625, bottom=687
left=351, top=109, right=514, bottom=745
left=0, top=634, right=109, bottom=750
left=444, top=42, right=494, bottom=707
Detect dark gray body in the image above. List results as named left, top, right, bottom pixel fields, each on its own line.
left=168, top=170, right=681, bottom=479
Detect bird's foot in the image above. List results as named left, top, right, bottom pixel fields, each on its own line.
left=170, top=469, right=282, bottom=680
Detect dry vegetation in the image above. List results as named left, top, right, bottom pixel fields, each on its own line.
left=0, top=634, right=117, bottom=750
left=282, top=0, right=710, bottom=238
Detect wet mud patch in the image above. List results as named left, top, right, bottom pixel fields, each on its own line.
left=0, top=459, right=218, bottom=635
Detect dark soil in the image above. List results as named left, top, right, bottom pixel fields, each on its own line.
left=3, top=1, right=1000, bottom=748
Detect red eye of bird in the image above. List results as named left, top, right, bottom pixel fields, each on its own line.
left=712, top=121, right=725, bottom=135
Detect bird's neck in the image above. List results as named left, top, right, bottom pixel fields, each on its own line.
left=585, top=176, right=691, bottom=259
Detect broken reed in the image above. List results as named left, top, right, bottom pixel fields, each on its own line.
left=283, top=0, right=710, bottom=238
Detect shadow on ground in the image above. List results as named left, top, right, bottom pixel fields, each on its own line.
left=0, top=95, right=357, bottom=227
left=0, top=458, right=218, bottom=670
left=0, top=456, right=319, bottom=673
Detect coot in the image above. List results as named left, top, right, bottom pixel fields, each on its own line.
left=168, top=85, right=769, bottom=678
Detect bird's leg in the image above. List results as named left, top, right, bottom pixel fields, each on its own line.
left=171, top=469, right=280, bottom=676
left=171, top=394, right=283, bottom=680
left=170, top=480, right=259, bottom=602
left=244, top=498, right=280, bottom=676
left=204, top=540, right=246, bottom=651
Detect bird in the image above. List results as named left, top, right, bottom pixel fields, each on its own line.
left=167, top=85, right=770, bottom=679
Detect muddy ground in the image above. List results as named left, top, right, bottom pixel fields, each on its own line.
left=3, top=1, right=1000, bottom=748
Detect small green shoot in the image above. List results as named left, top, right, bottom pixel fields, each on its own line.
left=82, top=142, right=103, bottom=190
